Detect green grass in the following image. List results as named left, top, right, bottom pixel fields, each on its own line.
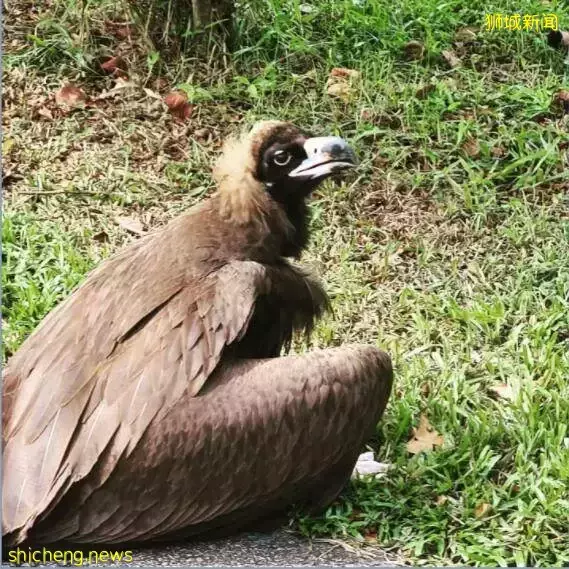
left=3, top=0, right=569, bottom=565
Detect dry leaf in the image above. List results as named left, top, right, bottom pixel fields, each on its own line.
left=474, top=502, right=491, bottom=518
left=299, top=3, right=314, bottom=14
left=436, top=495, right=448, bottom=506
left=143, top=88, right=163, bottom=101
left=115, top=24, right=132, bottom=40
left=404, top=40, right=425, bottom=61
left=113, top=77, right=136, bottom=90
left=454, top=27, right=478, bottom=43
left=552, top=90, right=569, bottom=115
left=3, top=138, right=15, bottom=155
left=442, top=49, right=462, bottom=69
left=348, top=508, right=362, bottom=521
left=92, top=231, right=109, bottom=243
left=462, top=137, right=480, bottom=158
left=326, top=82, right=354, bottom=101
left=326, top=68, right=361, bottom=102
left=364, top=529, right=378, bottom=543
left=116, top=216, right=145, bottom=235
left=55, top=84, right=87, bottom=107
left=101, top=56, right=128, bottom=77
left=416, top=84, right=436, bottom=99
left=105, top=21, right=133, bottom=40
left=37, top=106, right=54, bottom=120
left=153, top=77, right=169, bottom=92
left=406, top=414, right=444, bottom=454
left=164, top=91, right=194, bottom=121
left=329, top=67, right=361, bottom=79
left=489, top=383, right=515, bottom=402
left=194, top=127, right=212, bottom=142
left=491, top=145, right=506, bottom=158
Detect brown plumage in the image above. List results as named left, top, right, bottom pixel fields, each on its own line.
left=547, top=29, right=569, bottom=50
left=2, top=121, right=393, bottom=547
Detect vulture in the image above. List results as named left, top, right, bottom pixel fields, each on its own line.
left=547, top=29, right=569, bottom=51
left=2, top=121, right=393, bottom=547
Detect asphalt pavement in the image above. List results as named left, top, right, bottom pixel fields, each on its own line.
left=115, top=529, right=398, bottom=567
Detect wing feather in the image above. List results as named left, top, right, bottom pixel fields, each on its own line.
left=58, top=345, right=392, bottom=544
left=2, top=251, right=274, bottom=543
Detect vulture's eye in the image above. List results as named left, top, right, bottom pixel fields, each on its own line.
left=273, top=150, right=292, bottom=167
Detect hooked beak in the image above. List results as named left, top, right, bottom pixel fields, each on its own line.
left=288, top=136, right=358, bottom=180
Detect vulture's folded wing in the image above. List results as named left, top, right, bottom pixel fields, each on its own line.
left=2, top=255, right=290, bottom=543
left=29, top=345, right=393, bottom=545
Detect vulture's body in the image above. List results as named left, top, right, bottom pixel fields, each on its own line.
left=2, top=122, right=392, bottom=546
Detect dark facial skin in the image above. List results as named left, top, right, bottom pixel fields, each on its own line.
left=257, top=138, right=320, bottom=199
left=253, top=128, right=315, bottom=257
left=253, top=125, right=356, bottom=257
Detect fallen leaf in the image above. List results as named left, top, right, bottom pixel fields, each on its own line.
left=532, top=111, right=553, bottom=125
left=194, top=127, right=212, bottom=142
left=454, top=27, right=478, bottom=43
left=326, top=68, right=361, bottom=102
left=55, top=84, right=87, bottom=107
left=92, top=231, right=109, bottom=243
left=406, top=414, right=444, bottom=454
left=2, top=170, right=23, bottom=187
left=37, top=106, right=54, bottom=120
left=360, top=108, right=375, bottom=121
left=329, top=67, right=361, bottom=79
left=442, top=49, right=462, bottom=69
left=474, top=502, right=491, bottom=518
left=152, top=77, right=169, bottom=92
left=470, top=350, right=484, bottom=364
left=164, top=90, right=194, bottom=121
left=113, top=77, right=136, bottom=90
left=462, top=137, right=480, bottom=158
left=489, top=383, right=515, bottom=402
left=348, top=508, right=362, bottom=521
left=364, top=529, right=378, bottom=543
left=299, top=3, right=314, bottom=14
left=115, top=24, right=132, bottom=40
left=101, top=55, right=128, bottom=77
left=2, top=137, right=15, bottom=155
left=326, top=82, right=354, bottom=101
left=416, top=84, right=436, bottom=99
left=105, top=21, right=133, bottom=40
left=491, top=145, right=506, bottom=158
left=116, top=216, right=145, bottom=235
left=436, top=495, right=448, bottom=506
left=552, top=90, right=569, bottom=115
left=291, top=69, right=318, bottom=83
left=143, top=88, right=163, bottom=101
left=404, top=40, right=425, bottom=61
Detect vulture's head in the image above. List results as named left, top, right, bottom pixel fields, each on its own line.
left=214, top=121, right=357, bottom=235
left=252, top=121, right=357, bottom=198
